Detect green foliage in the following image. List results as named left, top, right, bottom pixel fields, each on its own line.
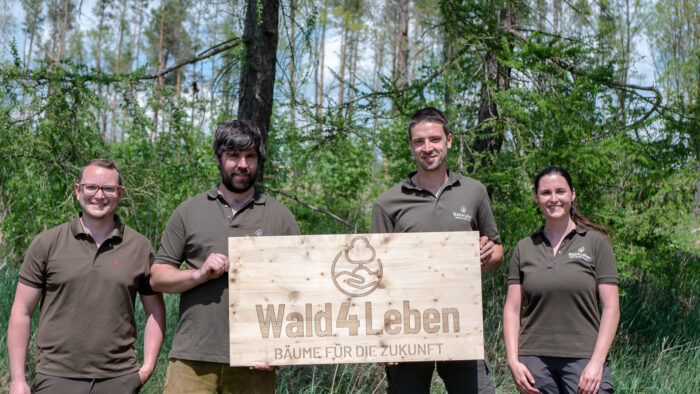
left=1, top=0, right=698, bottom=392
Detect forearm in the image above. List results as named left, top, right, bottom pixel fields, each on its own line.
left=140, top=295, right=166, bottom=374
left=590, top=299, right=619, bottom=363
left=503, top=307, right=521, bottom=364
left=503, top=285, right=522, bottom=364
left=8, top=312, right=31, bottom=382
left=150, top=264, right=205, bottom=294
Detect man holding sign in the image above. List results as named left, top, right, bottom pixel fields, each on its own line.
left=371, top=107, right=504, bottom=393
left=150, top=120, right=300, bottom=393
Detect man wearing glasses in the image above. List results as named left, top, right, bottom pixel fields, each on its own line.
left=8, top=159, right=166, bottom=394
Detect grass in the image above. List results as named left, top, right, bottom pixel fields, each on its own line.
left=1, top=220, right=698, bottom=393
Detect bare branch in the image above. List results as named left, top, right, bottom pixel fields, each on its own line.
left=507, top=29, right=664, bottom=131
left=140, top=38, right=242, bottom=80
left=261, top=185, right=360, bottom=232
left=340, top=44, right=475, bottom=108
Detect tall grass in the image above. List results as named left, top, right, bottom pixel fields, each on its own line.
left=2, top=246, right=698, bottom=393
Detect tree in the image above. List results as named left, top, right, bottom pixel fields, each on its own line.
left=648, top=0, right=699, bottom=105
left=238, top=0, right=280, bottom=181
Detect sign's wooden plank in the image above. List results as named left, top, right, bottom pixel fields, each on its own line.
left=229, top=231, right=483, bottom=366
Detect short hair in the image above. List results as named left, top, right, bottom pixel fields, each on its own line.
left=79, top=158, right=122, bottom=185
left=213, top=120, right=266, bottom=164
left=408, top=107, right=451, bottom=140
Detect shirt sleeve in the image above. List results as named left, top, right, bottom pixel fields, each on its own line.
left=282, top=209, right=301, bottom=236
left=18, top=233, right=49, bottom=289
left=154, top=209, right=186, bottom=268
left=370, top=203, right=394, bottom=233
left=507, top=242, right=522, bottom=284
left=475, top=186, right=501, bottom=244
left=139, top=247, right=157, bottom=295
left=594, top=234, right=619, bottom=284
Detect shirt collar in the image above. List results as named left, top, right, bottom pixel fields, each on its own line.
left=401, top=169, right=460, bottom=192
left=71, top=213, right=124, bottom=240
left=206, top=185, right=266, bottom=205
left=533, top=224, right=588, bottom=239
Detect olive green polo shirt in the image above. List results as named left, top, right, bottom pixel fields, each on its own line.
left=154, top=186, right=300, bottom=364
left=508, top=226, right=618, bottom=358
left=371, top=170, right=501, bottom=244
left=19, top=215, right=155, bottom=378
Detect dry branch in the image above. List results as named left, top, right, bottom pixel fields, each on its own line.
left=140, top=38, right=242, bottom=80
left=261, top=185, right=359, bottom=231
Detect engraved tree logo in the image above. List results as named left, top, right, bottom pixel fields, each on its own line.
left=331, top=236, right=383, bottom=297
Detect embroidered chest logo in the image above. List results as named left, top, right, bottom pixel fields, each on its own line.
left=452, top=205, right=472, bottom=222
left=568, top=246, right=592, bottom=262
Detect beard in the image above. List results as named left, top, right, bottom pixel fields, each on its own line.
left=220, top=164, right=257, bottom=193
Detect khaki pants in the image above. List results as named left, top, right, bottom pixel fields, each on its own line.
left=163, top=358, right=276, bottom=394
left=32, top=371, right=142, bottom=394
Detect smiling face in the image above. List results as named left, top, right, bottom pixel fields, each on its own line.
left=74, top=165, right=123, bottom=221
left=409, top=121, right=452, bottom=173
left=217, top=148, right=259, bottom=193
left=534, top=174, right=576, bottom=222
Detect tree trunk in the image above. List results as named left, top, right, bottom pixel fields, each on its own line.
left=315, top=4, right=327, bottom=128
left=553, top=0, right=561, bottom=35
left=288, top=0, right=297, bottom=127
left=238, top=0, right=280, bottom=181
left=348, top=26, right=359, bottom=114
left=55, top=0, right=70, bottom=64
left=474, top=5, right=513, bottom=158
left=153, top=0, right=167, bottom=138
left=338, top=19, right=348, bottom=107
left=396, top=0, right=409, bottom=88
left=111, top=0, right=127, bottom=141
left=124, top=0, right=144, bottom=142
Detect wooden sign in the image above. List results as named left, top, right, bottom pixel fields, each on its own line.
left=228, top=232, right=484, bottom=366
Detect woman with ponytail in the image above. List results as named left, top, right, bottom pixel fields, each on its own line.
left=503, top=166, right=620, bottom=394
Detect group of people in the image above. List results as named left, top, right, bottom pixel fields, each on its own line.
left=8, top=107, right=619, bottom=394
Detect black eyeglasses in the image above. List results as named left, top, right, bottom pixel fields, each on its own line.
left=79, top=183, right=122, bottom=197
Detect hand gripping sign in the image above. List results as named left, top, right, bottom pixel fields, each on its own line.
left=228, top=232, right=484, bottom=366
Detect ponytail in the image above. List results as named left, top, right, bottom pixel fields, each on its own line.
left=570, top=202, right=609, bottom=238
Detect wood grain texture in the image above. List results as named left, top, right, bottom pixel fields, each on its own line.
left=229, top=231, right=483, bottom=366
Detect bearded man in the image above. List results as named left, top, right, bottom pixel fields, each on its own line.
left=150, top=120, right=300, bottom=393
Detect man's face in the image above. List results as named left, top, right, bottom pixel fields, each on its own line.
left=217, top=148, right=259, bottom=193
left=409, top=121, right=452, bottom=172
left=74, top=165, right=123, bottom=221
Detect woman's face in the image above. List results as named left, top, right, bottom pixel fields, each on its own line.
left=534, top=174, right=576, bottom=221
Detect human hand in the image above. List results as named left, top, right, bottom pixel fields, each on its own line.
left=138, top=366, right=154, bottom=385
left=507, top=360, right=540, bottom=394
left=479, top=236, right=494, bottom=266
left=249, top=364, right=276, bottom=371
left=195, top=253, right=230, bottom=283
left=9, top=379, right=31, bottom=394
left=578, top=359, right=604, bottom=394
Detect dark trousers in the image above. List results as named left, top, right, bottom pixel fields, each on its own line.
left=519, top=356, right=614, bottom=394
left=32, top=371, right=142, bottom=394
left=386, top=359, right=495, bottom=394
